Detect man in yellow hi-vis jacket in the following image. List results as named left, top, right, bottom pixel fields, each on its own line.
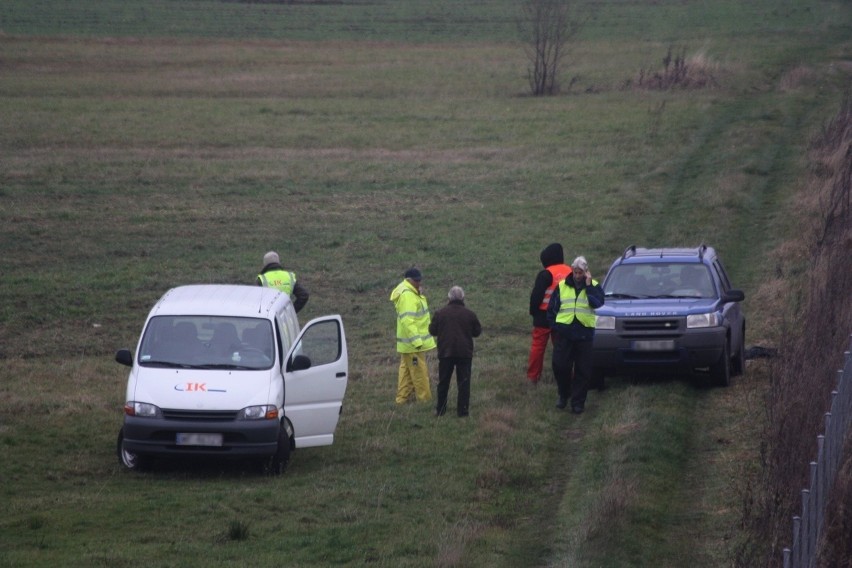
left=390, top=267, right=437, bottom=403
left=547, top=256, right=605, bottom=414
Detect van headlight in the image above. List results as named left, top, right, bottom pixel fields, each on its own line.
left=595, top=316, right=616, bottom=330
left=124, top=401, right=162, bottom=418
left=238, top=405, right=279, bottom=420
left=687, top=313, right=719, bottom=328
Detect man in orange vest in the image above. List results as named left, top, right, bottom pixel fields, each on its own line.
left=527, top=243, right=572, bottom=385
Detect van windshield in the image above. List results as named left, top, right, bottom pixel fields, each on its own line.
left=138, top=316, right=275, bottom=370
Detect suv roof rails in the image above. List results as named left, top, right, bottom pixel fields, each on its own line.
left=618, top=244, right=714, bottom=262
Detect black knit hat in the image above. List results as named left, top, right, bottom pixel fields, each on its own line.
left=404, top=267, right=422, bottom=281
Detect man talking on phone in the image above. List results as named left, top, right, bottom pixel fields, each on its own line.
left=547, top=256, right=605, bottom=414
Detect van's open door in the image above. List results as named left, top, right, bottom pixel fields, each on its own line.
left=283, top=315, right=348, bottom=448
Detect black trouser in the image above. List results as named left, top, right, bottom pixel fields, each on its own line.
left=436, top=357, right=472, bottom=416
left=552, top=336, right=593, bottom=409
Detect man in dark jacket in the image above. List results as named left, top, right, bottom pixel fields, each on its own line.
left=527, top=243, right=572, bottom=384
left=428, top=286, right=482, bottom=417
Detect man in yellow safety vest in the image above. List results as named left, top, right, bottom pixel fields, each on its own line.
left=257, top=251, right=310, bottom=313
left=547, top=256, right=605, bottom=414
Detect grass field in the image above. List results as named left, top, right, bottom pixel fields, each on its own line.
left=1, top=1, right=851, bottom=566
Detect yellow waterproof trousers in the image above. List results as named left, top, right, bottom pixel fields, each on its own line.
left=396, top=352, right=432, bottom=403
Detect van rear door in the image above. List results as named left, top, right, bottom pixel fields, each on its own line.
left=283, top=315, right=348, bottom=448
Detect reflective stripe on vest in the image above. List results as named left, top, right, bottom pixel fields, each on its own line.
left=555, top=279, right=598, bottom=328
left=259, top=269, right=296, bottom=295
left=539, top=264, right=572, bottom=310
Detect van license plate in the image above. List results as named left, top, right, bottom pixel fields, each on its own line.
left=176, top=433, right=223, bottom=447
left=632, top=340, right=675, bottom=351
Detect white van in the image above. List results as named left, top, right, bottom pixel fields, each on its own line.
left=114, top=284, right=348, bottom=474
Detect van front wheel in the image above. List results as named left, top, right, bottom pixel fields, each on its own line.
left=117, top=428, right=146, bottom=471
left=264, top=424, right=291, bottom=476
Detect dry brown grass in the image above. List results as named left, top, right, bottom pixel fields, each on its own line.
left=585, top=474, right=639, bottom=541
left=736, top=93, right=852, bottom=566
left=628, top=47, right=721, bottom=91
left=779, top=65, right=818, bottom=92
left=817, top=451, right=852, bottom=567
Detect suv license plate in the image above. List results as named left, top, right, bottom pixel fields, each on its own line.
left=633, top=340, right=676, bottom=351
left=176, top=433, right=223, bottom=447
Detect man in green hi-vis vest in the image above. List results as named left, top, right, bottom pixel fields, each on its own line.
left=547, top=256, right=605, bottom=414
left=257, top=251, right=310, bottom=313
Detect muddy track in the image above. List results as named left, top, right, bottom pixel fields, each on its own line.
left=520, top=80, right=828, bottom=566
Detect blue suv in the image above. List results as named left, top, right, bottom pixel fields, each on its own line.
left=592, top=245, right=746, bottom=386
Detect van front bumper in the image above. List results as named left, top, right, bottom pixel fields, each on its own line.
left=122, top=415, right=280, bottom=459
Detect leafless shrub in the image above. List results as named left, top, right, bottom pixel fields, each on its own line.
left=628, top=46, right=719, bottom=91
left=221, top=519, right=250, bottom=542
left=517, top=0, right=589, bottom=96
left=735, top=92, right=852, bottom=566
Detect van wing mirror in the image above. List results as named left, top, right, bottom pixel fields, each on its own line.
left=115, top=349, right=133, bottom=367
left=288, top=354, right=312, bottom=372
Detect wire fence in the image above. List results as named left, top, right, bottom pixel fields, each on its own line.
left=783, top=334, right=852, bottom=568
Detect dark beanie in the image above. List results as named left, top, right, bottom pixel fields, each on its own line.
left=404, top=267, right=422, bottom=281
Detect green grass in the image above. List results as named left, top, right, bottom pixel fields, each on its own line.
left=1, top=0, right=850, bottom=566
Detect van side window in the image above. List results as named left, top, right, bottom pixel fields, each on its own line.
left=277, top=313, right=297, bottom=354
left=294, top=320, right=342, bottom=367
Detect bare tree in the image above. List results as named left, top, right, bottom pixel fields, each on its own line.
left=518, top=0, right=586, bottom=96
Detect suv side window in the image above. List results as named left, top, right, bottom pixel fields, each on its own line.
left=713, top=259, right=732, bottom=293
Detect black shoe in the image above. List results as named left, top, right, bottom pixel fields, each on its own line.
left=593, top=383, right=608, bottom=392
left=457, top=413, right=469, bottom=418
left=571, top=405, right=584, bottom=414
left=556, top=398, right=568, bottom=410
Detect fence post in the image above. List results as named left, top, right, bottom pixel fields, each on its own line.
left=792, top=515, right=801, bottom=568
left=816, top=437, right=826, bottom=539
left=782, top=337, right=852, bottom=566
left=801, top=489, right=810, bottom=567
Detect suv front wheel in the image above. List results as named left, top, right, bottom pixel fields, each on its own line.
left=709, top=341, right=731, bottom=387
left=731, top=327, right=746, bottom=376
